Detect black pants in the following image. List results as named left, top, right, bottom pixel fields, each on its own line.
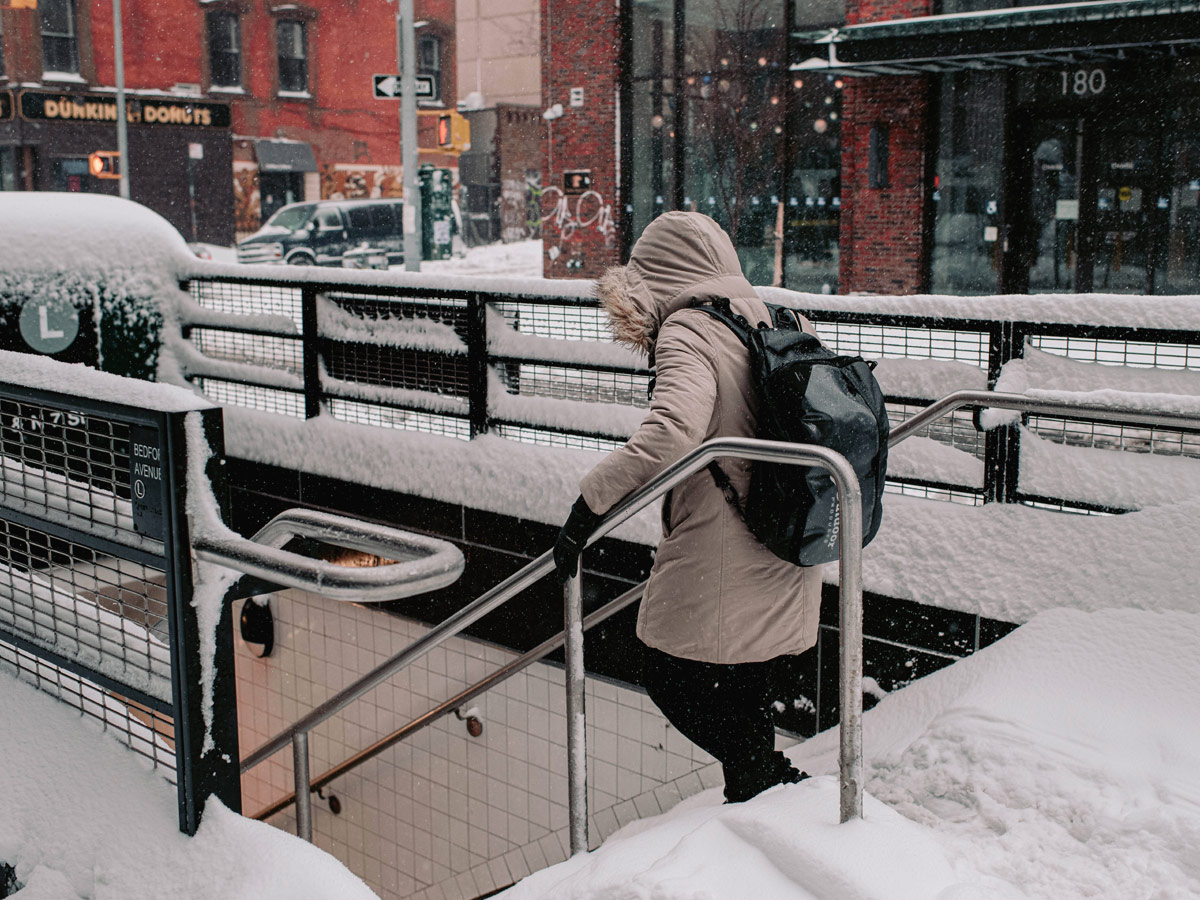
left=642, top=642, right=797, bottom=802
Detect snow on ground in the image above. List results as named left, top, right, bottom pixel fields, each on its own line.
left=405, top=239, right=544, bottom=279
left=0, top=664, right=378, bottom=900
left=499, top=608, right=1200, bottom=900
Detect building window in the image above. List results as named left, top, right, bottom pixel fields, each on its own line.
left=40, top=0, right=79, bottom=75
left=418, top=33, right=441, bottom=102
left=277, top=19, right=308, bottom=93
left=207, top=12, right=241, bottom=87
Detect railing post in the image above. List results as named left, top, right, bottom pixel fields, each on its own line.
left=983, top=322, right=1024, bottom=504
left=564, top=562, right=588, bottom=855
left=831, top=459, right=865, bottom=823
left=293, top=731, right=313, bottom=841
left=466, top=292, right=490, bottom=437
left=164, top=407, right=242, bottom=834
left=301, top=286, right=321, bottom=419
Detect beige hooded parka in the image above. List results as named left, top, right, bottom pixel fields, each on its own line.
left=581, top=211, right=822, bottom=665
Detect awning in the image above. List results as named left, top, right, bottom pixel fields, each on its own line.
left=254, top=139, right=318, bottom=173
left=793, top=0, right=1200, bottom=76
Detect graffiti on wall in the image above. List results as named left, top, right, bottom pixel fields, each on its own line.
left=320, top=165, right=405, bottom=200
left=501, top=170, right=541, bottom=243
left=530, top=183, right=616, bottom=268
left=233, top=167, right=261, bottom=234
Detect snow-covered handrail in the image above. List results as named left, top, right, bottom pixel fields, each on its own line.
left=890, top=390, right=1200, bottom=445
left=193, top=508, right=464, bottom=603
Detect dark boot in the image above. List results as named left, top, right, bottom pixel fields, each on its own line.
left=723, top=751, right=810, bottom=803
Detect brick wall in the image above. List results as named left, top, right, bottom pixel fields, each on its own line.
left=839, top=0, right=933, bottom=294
left=540, top=0, right=621, bottom=279
left=838, top=76, right=932, bottom=294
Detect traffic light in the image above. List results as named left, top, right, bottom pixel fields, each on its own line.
left=437, top=114, right=452, bottom=148
left=88, top=151, right=121, bottom=179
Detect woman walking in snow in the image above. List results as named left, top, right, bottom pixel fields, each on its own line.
left=552, top=211, right=820, bottom=803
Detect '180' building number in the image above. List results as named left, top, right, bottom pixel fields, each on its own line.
left=1061, top=69, right=1107, bottom=96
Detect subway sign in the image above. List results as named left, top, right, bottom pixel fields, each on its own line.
left=19, top=91, right=230, bottom=128
left=0, top=91, right=12, bottom=122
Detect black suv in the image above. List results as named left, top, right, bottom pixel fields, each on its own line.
left=237, top=198, right=406, bottom=266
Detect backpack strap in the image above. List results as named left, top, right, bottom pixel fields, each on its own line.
left=691, top=298, right=755, bottom=349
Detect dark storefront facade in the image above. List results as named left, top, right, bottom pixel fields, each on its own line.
left=0, top=89, right=234, bottom=245
left=794, top=0, right=1200, bottom=296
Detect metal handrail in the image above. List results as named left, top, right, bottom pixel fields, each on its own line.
left=244, top=391, right=1200, bottom=850
left=194, top=508, right=465, bottom=602
left=239, top=436, right=866, bottom=844
left=890, top=390, right=1200, bottom=445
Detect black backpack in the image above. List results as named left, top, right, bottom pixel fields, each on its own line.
left=695, top=299, right=890, bottom=567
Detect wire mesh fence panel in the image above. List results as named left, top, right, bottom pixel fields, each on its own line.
left=323, top=292, right=469, bottom=335
left=1024, top=415, right=1200, bottom=458
left=493, top=424, right=626, bottom=453
left=493, top=301, right=611, bottom=343
left=883, top=482, right=984, bottom=505
left=812, top=321, right=991, bottom=367
left=0, top=635, right=177, bottom=779
left=190, top=329, right=304, bottom=375
left=0, top=517, right=172, bottom=702
left=0, top=397, right=152, bottom=547
left=322, top=344, right=470, bottom=396
left=189, top=280, right=303, bottom=328
left=499, top=364, right=652, bottom=408
left=887, top=402, right=986, bottom=459
left=327, top=398, right=471, bottom=440
left=194, top=379, right=307, bottom=418
left=1030, top=334, right=1200, bottom=370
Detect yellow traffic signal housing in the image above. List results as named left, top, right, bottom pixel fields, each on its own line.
left=88, top=151, right=121, bottom=179
left=419, top=109, right=469, bottom=154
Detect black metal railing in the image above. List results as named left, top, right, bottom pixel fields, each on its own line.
left=177, top=272, right=1200, bottom=515
left=0, top=373, right=240, bottom=835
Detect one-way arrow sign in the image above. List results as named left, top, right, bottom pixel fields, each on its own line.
left=373, top=74, right=436, bottom=100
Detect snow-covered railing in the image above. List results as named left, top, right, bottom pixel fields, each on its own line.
left=174, top=270, right=1200, bottom=515
left=0, top=352, right=240, bottom=836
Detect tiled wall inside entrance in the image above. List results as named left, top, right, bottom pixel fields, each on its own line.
left=235, top=589, right=787, bottom=900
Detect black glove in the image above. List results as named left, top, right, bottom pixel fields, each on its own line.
left=553, top=495, right=602, bottom=582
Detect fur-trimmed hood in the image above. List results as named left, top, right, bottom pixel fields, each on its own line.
left=595, top=212, right=758, bottom=355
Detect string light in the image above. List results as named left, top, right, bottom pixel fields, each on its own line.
left=793, top=78, right=804, bottom=88
left=813, top=118, right=828, bottom=133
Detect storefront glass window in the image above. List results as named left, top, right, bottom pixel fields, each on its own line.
left=930, top=72, right=1006, bottom=295
left=627, top=0, right=842, bottom=289
left=40, top=0, right=79, bottom=75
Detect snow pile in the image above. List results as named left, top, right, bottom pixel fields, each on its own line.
left=499, top=608, right=1200, bottom=900
left=0, top=665, right=378, bottom=900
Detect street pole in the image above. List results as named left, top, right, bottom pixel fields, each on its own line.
left=397, top=0, right=421, bottom=271
left=113, top=0, right=130, bottom=200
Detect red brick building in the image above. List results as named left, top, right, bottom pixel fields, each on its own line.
left=545, top=0, right=1200, bottom=296
left=0, top=0, right=464, bottom=242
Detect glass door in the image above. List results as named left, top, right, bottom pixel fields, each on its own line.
left=1090, top=129, right=1158, bottom=294
left=1021, top=118, right=1082, bottom=294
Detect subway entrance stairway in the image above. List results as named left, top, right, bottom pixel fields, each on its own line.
left=6, top=253, right=1200, bottom=899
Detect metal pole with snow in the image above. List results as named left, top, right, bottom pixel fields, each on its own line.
left=398, top=0, right=421, bottom=271
left=113, top=0, right=130, bottom=200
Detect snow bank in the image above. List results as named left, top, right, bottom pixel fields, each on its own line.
left=0, top=194, right=195, bottom=381
left=0, top=193, right=194, bottom=276
left=498, top=608, right=1200, bottom=900
left=0, top=665, right=378, bottom=900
